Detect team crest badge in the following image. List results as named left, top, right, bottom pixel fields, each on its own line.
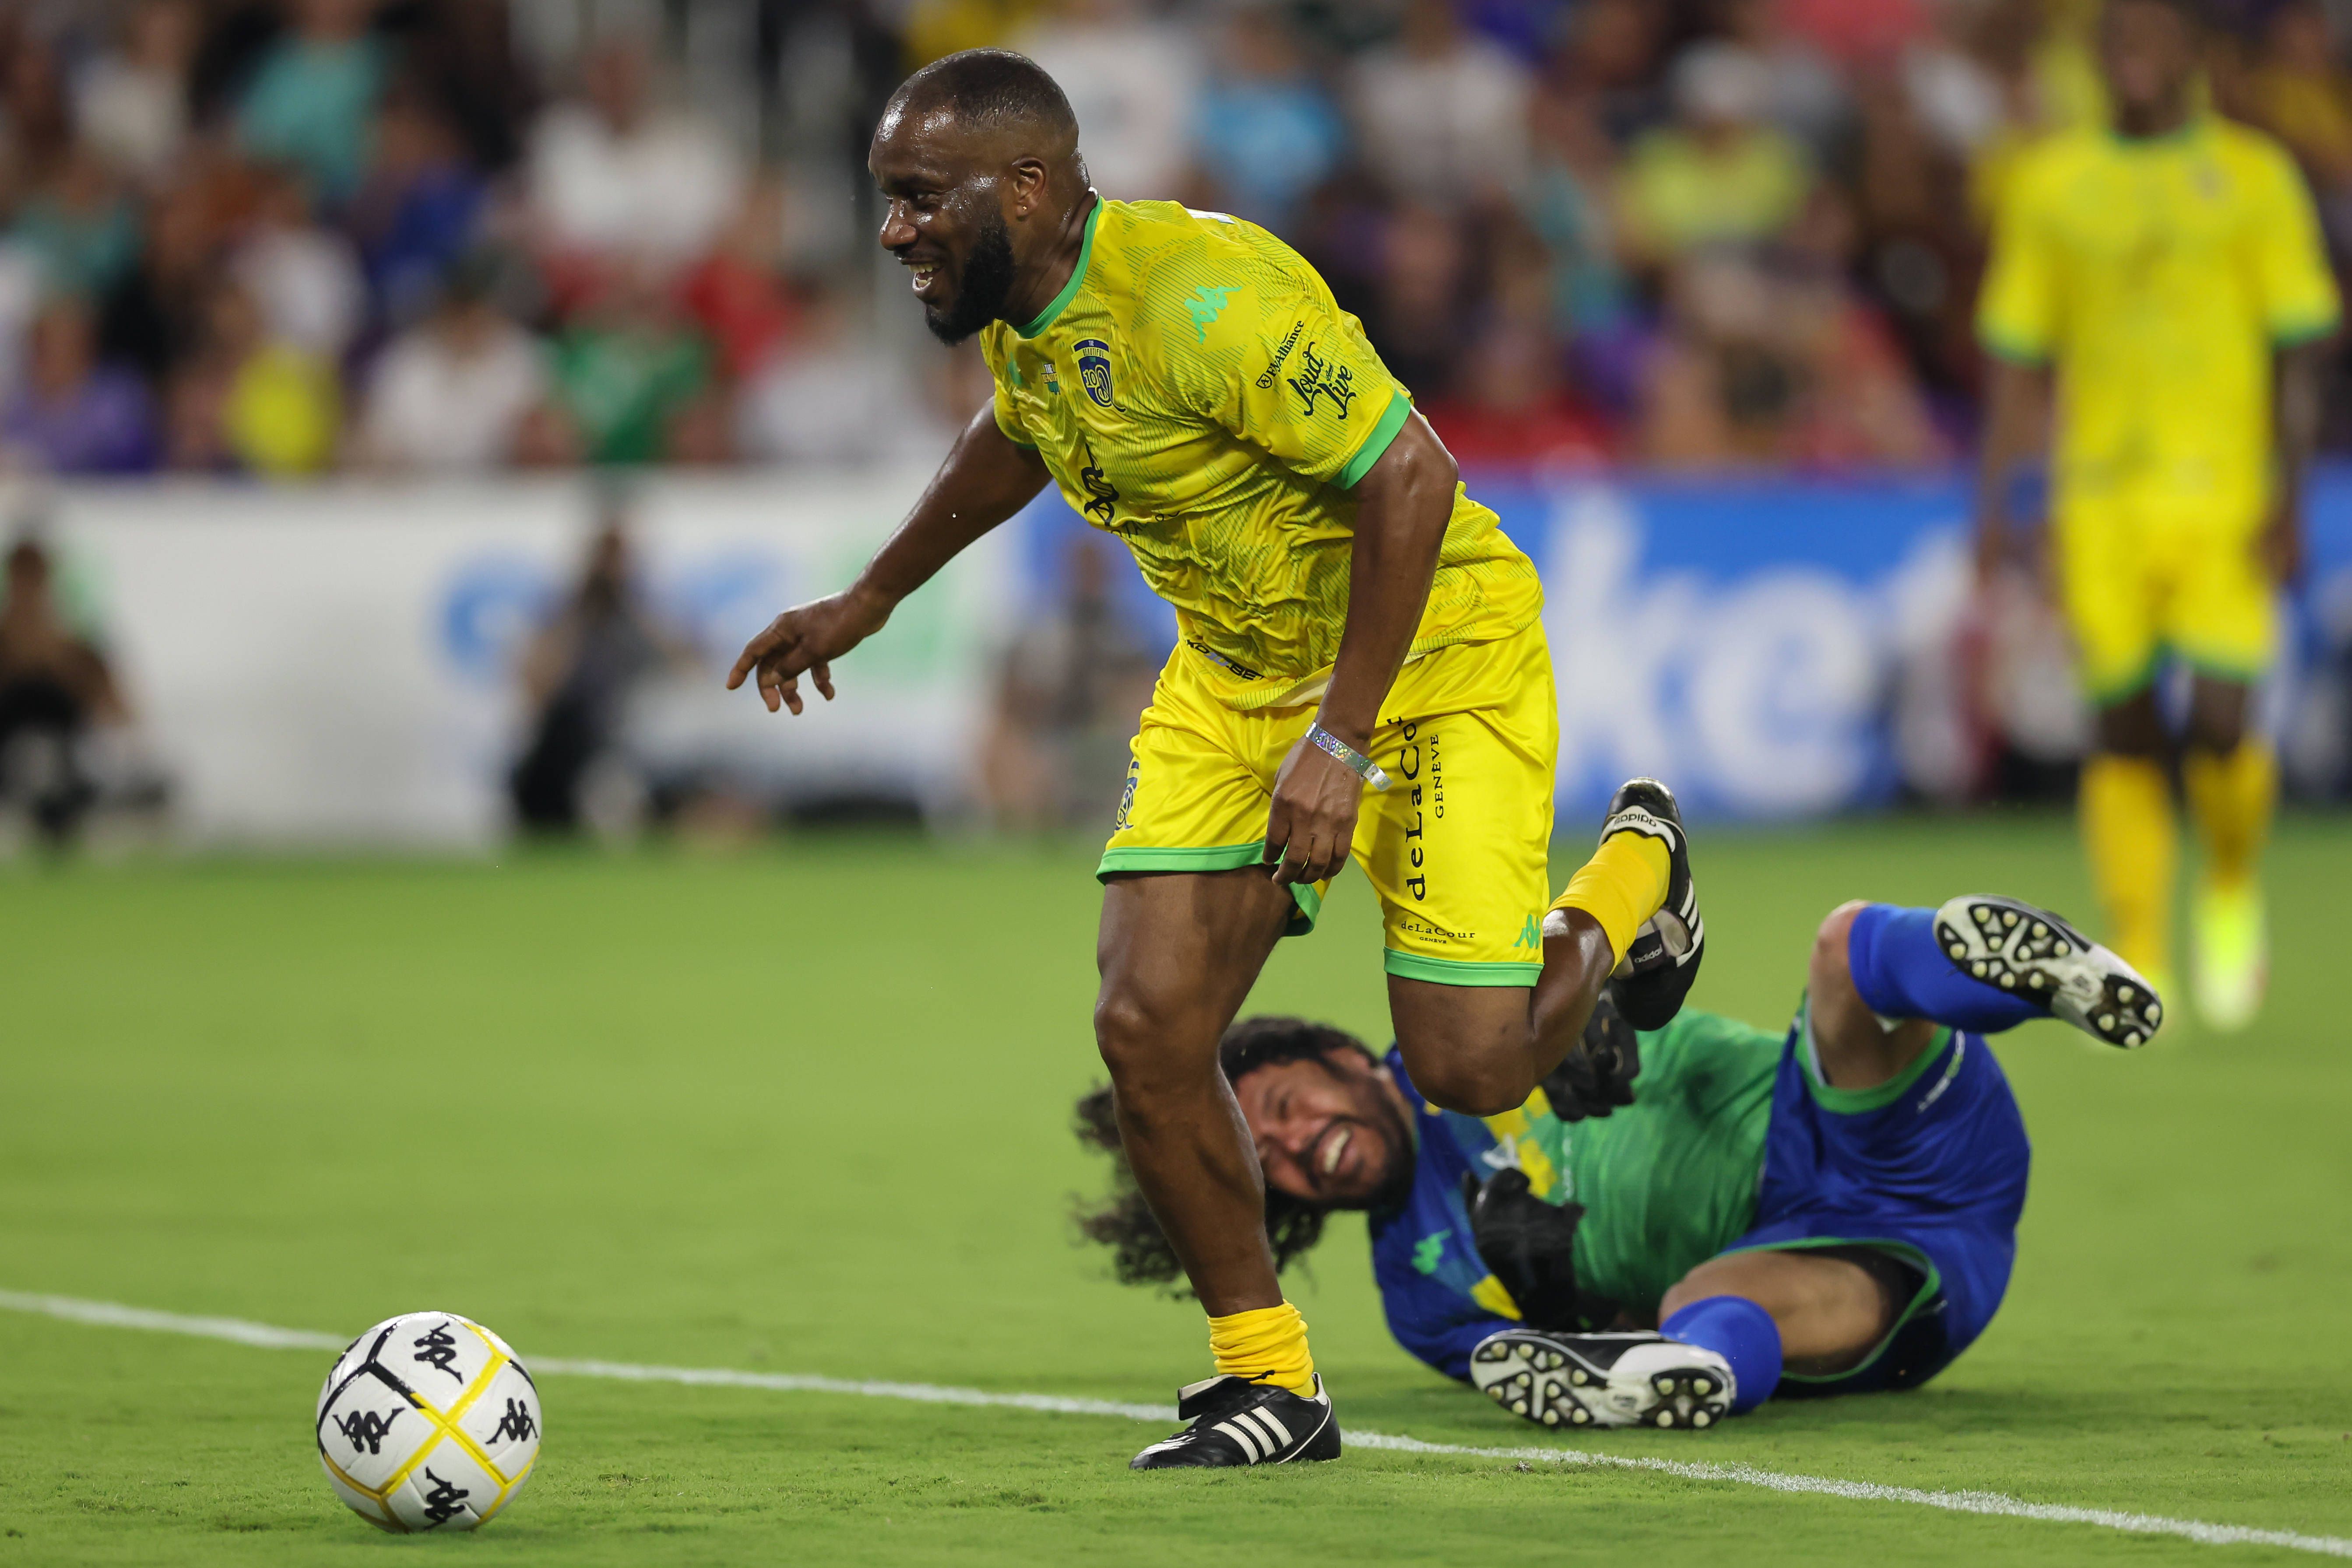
left=1074, top=338, right=1115, bottom=408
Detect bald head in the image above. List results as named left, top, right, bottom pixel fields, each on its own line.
left=886, top=48, right=1080, bottom=148
left=871, top=49, right=1093, bottom=345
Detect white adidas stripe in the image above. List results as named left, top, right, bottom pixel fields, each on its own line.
left=4, top=1289, right=2347, bottom=1558
left=1213, top=1418, right=1262, bottom=1462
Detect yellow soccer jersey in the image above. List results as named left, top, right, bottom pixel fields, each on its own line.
left=1977, top=118, right=2340, bottom=524
left=980, top=198, right=1543, bottom=708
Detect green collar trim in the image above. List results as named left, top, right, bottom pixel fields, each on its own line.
left=1015, top=198, right=1103, bottom=339
left=2106, top=113, right=2205, bottom=149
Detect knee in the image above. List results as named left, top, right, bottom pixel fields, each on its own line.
left=1813, top=902, right=1868, bottom=975
left=2185, top=708, right=2246, bottom=756
left=1404, top=1053, right=1529, bottom=1118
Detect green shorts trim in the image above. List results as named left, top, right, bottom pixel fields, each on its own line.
left=1383, top=949, right=1542, bottom=988
left=1096, top=842, right=1322, bottom=933
left=2086, top=644, right=2268, bottom=707
left=1797, top=999, right=1953, bottom=1115
left=1719, top=1236, right=1944, bottom=1388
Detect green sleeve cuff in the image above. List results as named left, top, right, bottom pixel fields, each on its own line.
left=1976, top=326, right=2050, bottom=366
left=2273, top=312, right=2340, bottom=348
left=1335, top=392, right=1412, bottom=489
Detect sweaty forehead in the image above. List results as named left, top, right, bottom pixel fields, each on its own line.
left=871, top=96, right=1066, bottom=180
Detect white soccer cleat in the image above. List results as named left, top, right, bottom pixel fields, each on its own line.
left=1933, top=894, right=2164, bottom=1048
left=1470, top=1329, right=1733, bottom=1431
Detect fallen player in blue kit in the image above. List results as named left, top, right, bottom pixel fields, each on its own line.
left=1078, top=890, right=2161, bottom=1430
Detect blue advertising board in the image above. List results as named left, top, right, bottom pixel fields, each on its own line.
left=1013, top=465, right=2352, bottom=819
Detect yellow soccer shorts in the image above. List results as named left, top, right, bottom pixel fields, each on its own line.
left=1098, top=622, right=1558, bottom=986
left=2055, top=500, right=2275, bottom=703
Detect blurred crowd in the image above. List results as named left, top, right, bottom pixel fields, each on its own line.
left=6, top=0, right=2352, bottom=482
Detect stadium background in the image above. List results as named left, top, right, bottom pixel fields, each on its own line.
left=5, top=0, right=2352, bottom=1562
left=7, top=0, right=2352, bottom=843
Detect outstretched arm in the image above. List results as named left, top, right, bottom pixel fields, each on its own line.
left=728, top=405, right=1051, bottom=713
left=1973, top=356, right=2051, bottom=583
left=2265, top=341, right=2325, bottom=584
left=1263, top=411, right=1456, bottom=884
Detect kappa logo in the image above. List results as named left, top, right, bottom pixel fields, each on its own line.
left=1185, top=285, right=1239, bottom=342
left=330, top=1407, right=401, bottom=1455
left=417, top=1466, right=471, bottom=1527
left=489, top=1397, right=538, bottom=1445
left=1514, top=913, right=1542, bottom=949
left=1411, top=1230, right=1450, bottom=1275
left=411, top=1322, right=464, bottom=1383
left=1287, top=342, right=1357, bottom=418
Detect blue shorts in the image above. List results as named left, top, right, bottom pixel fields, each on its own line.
left=1727, top=1005, right=2031, bottom=1396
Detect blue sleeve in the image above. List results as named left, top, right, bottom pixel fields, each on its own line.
left=1376, top=1268, right=1515, bottom=1382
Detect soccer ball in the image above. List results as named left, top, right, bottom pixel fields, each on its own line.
left=314, top=1311, right=542, bottom=1532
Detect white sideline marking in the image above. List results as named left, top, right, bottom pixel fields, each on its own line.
left=6, top=1289, right=2348, bottom=1558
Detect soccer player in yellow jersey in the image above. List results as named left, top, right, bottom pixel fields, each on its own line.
left=1976, top=0, right=2338, bottom=1030
left=727, top=50, right=1707, bottom=1468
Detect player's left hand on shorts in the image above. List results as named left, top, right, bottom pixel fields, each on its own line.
left=726, top=587, right=891, bottom=715
left=1263, top=733, right=1364, bottom=886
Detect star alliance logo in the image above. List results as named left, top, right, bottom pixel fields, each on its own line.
left=330, top=1408, right=401, bottom=1455
left=1287, top=343, right=1356, bottom=418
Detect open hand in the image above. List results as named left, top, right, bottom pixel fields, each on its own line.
left=726, top=588, right=891, bottom=714
left=1263, top=732, right=1366, bottom=886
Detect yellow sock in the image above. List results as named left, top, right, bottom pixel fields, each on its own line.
left=1207, top=1301, right=1315, bottom=1395
left=1551, top=833, right=1671, bottom=966
left=2183, top=740, right=2275, bottom=891
left=2080, top=752, right=2177, bottom=978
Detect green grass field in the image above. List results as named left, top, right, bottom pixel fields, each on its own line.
left=3, top=816, right=2350, bottom=1565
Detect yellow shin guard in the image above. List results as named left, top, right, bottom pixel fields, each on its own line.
left=1208, top=1302, right=1315, bottom=1395
left=1552, top=833, right=1671, bottom=966
left=2080, top=752, right=2178, bottom=978
left=2183, top=741, right=2275, bottom=891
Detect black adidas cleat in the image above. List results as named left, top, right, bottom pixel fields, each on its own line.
left=1129, top=1374, right=1341, bottom=1469
left=1589, top=778, right=1703, bottom=1030
left=1933, top=894, right=2164, bottom=1048
left=1470, top=1329, right=1732, bottom=1432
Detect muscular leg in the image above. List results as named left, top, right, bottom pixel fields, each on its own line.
left=1387, top=907, right=1616, bottom=1117
left=1094, top=869, right=1296, bottom=1315
left=2081, top=686, right=2179, bottom=978
left=1809, top=901, right=1939, bottom=1089
left=1660, top=1251, right=1895, bottom=1376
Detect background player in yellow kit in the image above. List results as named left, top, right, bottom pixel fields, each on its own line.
left=726, top=50, right=1703, bottom=1468
left=1975, top=0, right=2338, bottom=1030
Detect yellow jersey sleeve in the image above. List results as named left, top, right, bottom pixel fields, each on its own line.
left=2245, top=144, right=2341, bottom=344
left=1976, top=163, right=2060, bottom=364
left=979, top=327, right=1037, bottom=449
left=1159, top=270, right=1413, bottom=491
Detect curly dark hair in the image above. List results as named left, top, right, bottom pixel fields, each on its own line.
left=1071, top=1016, right=1371, bottom=1294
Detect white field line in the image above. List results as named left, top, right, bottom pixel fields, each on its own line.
left=6, top=1289, right=2348, bottom=1559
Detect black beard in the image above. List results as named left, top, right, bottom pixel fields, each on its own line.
left=1315, top=1097, right=1420, bottom=1215
left=922, top=211, right=1016, bottom=345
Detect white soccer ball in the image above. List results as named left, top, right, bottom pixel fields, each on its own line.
left=315, top=1311, right=542, bottom=1533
